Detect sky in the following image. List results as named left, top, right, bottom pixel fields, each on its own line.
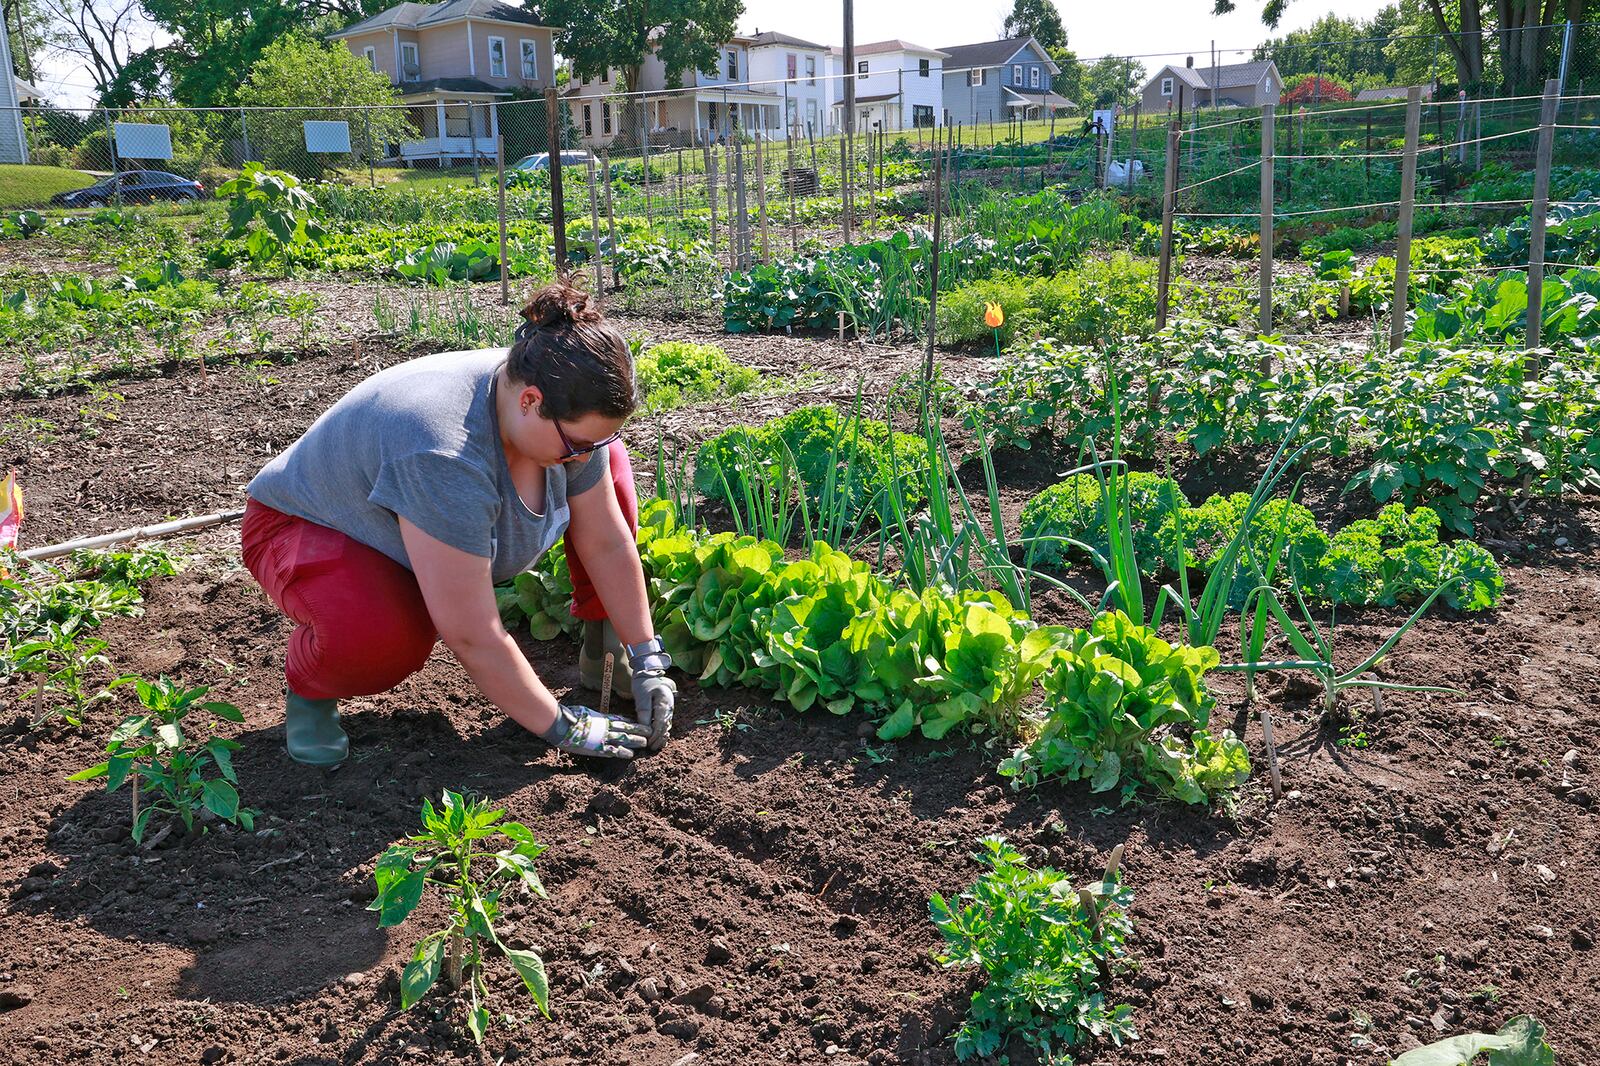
left=27, top=0, right=1396, bottom=109
left=737, top=0, right=1395, bottom=66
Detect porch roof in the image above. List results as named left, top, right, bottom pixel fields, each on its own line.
left=398, top=77, right=512, bottom=100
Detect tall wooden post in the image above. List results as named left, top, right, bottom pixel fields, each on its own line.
left=786, top=130, right=799, bottom=253
left=706, top=144, right=719, bottom=258
left=585, top=156, right=605, bottom=294
left=1155, top=120, right=1180, bottom=331
left=755, top=135, right=770, bottom=262
left=1388, top=85, right=1423, bottom=354
left=545, top=88, right=567, bottom=272
left=1527, top=78, right=1561, bottom=351
left=1259, top=104, right=1274, bottom=337
left=496, top=134, right=509, bottom=305
left=601, top=150, right=619, bottom=289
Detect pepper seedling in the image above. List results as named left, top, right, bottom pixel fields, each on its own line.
left=370, top=790, right=551, bottom=1044
left=69, top=676, right=254, bottom=843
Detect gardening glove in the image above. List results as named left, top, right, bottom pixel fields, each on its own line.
left=625, top=636, right=676, bottom=752
left=540, top=703, right=650, bottom=760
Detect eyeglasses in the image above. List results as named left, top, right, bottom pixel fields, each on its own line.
left=553, top=419, right=621, bottom=460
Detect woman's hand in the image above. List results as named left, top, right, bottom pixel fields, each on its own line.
left=541, top=703, right=650, bottom=759
left=626, top=638, right=676, bottom=750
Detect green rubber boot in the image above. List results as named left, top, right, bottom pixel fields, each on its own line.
left=284, top=690, right=349, bottom=767
left=578, top=619, right=633, bottom=701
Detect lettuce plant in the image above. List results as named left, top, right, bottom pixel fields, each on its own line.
left=635, top=340, right=758, bottom=412
left=1020, top=471, right=1189, bottom=577
left=371, top=791, right=550, bottom=1044
left=1391, top=1014, right=1553, bottom=1066
left=999, top=611, right=1249, bottom=805
left=930, top=836, right=1136, bottom=1062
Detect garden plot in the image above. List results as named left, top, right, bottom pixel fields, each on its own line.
left=2, top=330, right=1599, bottom=1065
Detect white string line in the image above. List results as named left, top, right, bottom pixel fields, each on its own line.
left=1173, top=159, right=1262, bottom=195
left=1178, top=111, right=1272, bottom=137
left=1273, top=149, right=1410, bottom=160
left=1552, top=123, right=1600, bottom=131
left=1420, top=91, right=1551, bottom=108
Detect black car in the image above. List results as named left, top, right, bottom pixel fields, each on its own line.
left=51, top=170, right=205, bottom=208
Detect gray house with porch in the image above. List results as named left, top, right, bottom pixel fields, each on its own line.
left=938, top=36, right=1073, bottom=126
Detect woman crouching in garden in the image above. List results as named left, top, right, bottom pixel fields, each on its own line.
left=240, top=278, right=673, bottom=766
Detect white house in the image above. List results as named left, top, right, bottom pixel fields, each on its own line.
left=745, top=30, right=830, bottom=137
left=829, top=39, right=946, bottom=132
left=566, top=34, right=789, bottom=147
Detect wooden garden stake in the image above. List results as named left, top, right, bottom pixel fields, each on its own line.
left=1259, top=702, right=1283, bottom=801
left=1527, top=78, right=1560, bottom=352
left=600, top=653, right=615, bottom=718
left=585, top=157, right=604, bottom=294
left=496, top=134, right=509, bottom=305
left=447, top=931, right=464, bottom=989
left=1258, top=103, right=1274, bottom=339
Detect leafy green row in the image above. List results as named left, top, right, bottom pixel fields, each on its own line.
left=980, top=324, right=1600, bottom=533
left=1019, top=473, right=1503, bottom=612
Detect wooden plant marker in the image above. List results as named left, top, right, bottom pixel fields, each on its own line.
left=600, top=652, right=616, bottom=718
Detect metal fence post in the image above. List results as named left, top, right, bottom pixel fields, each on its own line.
left=104, top=109, right=122, bottom=206
left=470, top=102, right=481, bottom=184
left=1389, top=86, right=1423, bottom=353
left=601, top=151, right=619, bottom=289
left=239, top=107, right=253, bottom=164
left=1259, top=103, right=1275, bottom=337
left=545, top=88, right=568, bottom=272
left=1527, top=77, right=1561, bottom=351
left=1155, top=120, right=1179, bottom=331
left=585, top=155, right=604, bottom=294
left=365, top=109, right=376, bottom=187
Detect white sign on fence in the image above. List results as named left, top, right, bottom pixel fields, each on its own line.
left=1091, top=109, right=1116, bottom=139
left=114, top=122, right=173, bottom=161
left=303, top=120, right=352, bottom=154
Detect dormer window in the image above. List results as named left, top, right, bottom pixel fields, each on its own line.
left=1160, top=76, right=1174, bottom=96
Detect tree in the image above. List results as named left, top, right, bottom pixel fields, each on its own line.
left=105, top=0, right=310, bottom=107
left=1252, top=10, right=1401, bottom=88
left=1050, top=45, right=1085, bottom=103
left=236, top=33, right=416, bottom=177
left=1002, top=0, right=1067, bottom=51
left=5, top=0, right=63, bottom=83
left=1084, top=56, right=1146, bottom=110
left=541, top=0, right=742, bottom=96
left=37, top=0, right=143, bottom=100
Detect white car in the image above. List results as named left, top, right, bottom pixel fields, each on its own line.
left=509, top=150, right=598, bottom=172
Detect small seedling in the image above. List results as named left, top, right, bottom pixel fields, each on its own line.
left=370, top=790, right=551, bottom=1044
left=69, top=676, right=254, bottom=843
left=13, top=618, right=112, bottom=727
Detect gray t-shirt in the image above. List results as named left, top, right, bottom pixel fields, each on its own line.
left=248, top=348, right=608, bottom=585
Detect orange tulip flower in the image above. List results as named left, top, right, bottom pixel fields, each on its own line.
left=983, top=301, right=1005, bottom=329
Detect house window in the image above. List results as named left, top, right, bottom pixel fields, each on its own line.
left=583, top=105, right=593, bottom=136
left=1012, top=64, right=1022, bottom=84
left=602, top=102, right=612, bottom=135
left=787, top=53, right=797, bottom=79
left=400, top=41, right=420, bottom=81
left=601, top=69, right=609, bottom=83
left=362, top=46, right=376, bottom=71
left=805, top=56, right=816, bottom=85
left=726, top=49, right=738, bottom=80
left=968, top=68, right=984, bottom=87
left=488, top=36, right=506, bottom=78
left=786, top=98, right=797, bottom=129
left=520, top=39, right=537, bottom=80
left=912, top=104, right=933, bottom=127
left=806, top=99, right=818, bottom=132
left=857, top=60, right=867, bottom=80
left=1160, top=76, right=1174, bottom=96
left=1029, top=66, right=1040, bottom=88
left=918, top=58, right=930, bottom=78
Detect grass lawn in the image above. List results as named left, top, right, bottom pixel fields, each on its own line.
left=0, top=164, right=96, bottom=209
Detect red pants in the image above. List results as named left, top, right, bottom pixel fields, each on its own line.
left=242, top=441, right=638, bottom=700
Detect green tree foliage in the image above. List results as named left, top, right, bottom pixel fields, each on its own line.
left=105, top=0, right=306, bottom=107
left=1083, top=55, right=1146, bottom=109
left=1002, top=0, right=1067, bottom=51
left=542, top=0, right=742, bottom=96
left=1251, top=9, right=1402, bottom=88
left=236, top=33, right=417, bottom=176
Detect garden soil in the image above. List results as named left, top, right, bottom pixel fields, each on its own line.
left=3, top=337, right=1598, bottom=1066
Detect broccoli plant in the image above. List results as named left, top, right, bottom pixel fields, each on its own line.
left=69, top=677, right=254, bottom=843
left=370, top=790, right=551, bottom=1043
left=930, top=837, right=1136, bottom=1062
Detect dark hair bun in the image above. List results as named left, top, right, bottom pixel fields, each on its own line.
left=520, top=277, right=603, bottom=329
